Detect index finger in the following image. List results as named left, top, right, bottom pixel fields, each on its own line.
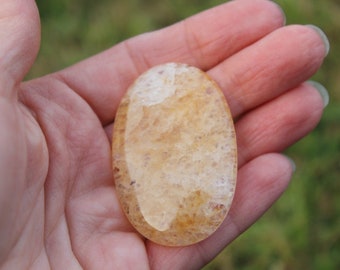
left=52, top=0, right=285, bottom=124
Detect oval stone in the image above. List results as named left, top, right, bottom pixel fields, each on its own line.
left=112, top=63, right=237, bottom=246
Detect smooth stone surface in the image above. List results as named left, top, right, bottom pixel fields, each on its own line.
left=112, top=63, right=237, bottom=246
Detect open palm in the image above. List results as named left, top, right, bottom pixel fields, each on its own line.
left=0, top=0, right=328, bottom=269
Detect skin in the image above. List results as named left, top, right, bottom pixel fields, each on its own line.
left=0, top=0, right=328, bottom=269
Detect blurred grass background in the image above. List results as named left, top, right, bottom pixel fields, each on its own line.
left=30, top=0, right=339, bottom=269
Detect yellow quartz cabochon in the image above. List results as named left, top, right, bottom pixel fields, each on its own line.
left=112, top=63, right=237, bottom=246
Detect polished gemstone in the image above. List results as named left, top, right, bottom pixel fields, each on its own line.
left=112, top=63, right=237, bottom=246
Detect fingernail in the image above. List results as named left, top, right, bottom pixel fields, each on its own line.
left=306, top=81, right=330, bottom=108
left=306, top=25, right=330, bottom=56
left=285, top=155, right=296, bottom=173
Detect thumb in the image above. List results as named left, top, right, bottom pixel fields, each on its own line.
left=0, top=0, right=40, bottom=96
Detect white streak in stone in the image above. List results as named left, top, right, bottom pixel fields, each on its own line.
left=132, top=63, right=189, bottom=106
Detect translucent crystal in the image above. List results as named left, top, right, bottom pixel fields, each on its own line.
left=112, top=63, right=237, bottom=246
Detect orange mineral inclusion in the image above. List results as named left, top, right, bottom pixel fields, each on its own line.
left=112, top=63, right=237, bottom=246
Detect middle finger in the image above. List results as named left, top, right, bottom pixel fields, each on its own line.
left=208, top=25, right=328, bottom=118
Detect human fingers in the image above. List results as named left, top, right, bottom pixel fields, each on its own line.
left=235, top=82, right=328, bottom=167
left=54, top=0, right=285, bottom=124
left=208, top=24, right=329, bottom=118
left=147, top=153, right=294, bottom=269
left=0, top=0, right=40, bottom=96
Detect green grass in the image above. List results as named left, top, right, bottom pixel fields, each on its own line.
left=31, top=0, right=340, bottom=269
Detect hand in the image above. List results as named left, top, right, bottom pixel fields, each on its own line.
left=0, top=0, right=328, bottom=269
